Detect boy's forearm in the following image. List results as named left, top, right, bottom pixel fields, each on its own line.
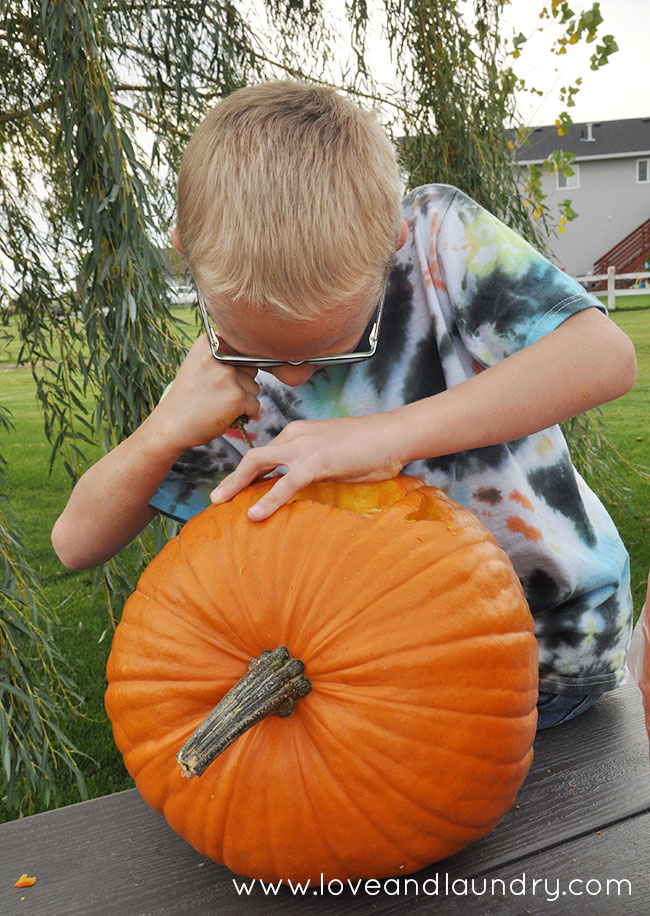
left=389, top=308, right=636, bottom=467
left=51, top=414, right=185, bottom=569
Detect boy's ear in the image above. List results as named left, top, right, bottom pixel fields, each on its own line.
left=397, top=219, right=409, bottom=250
left=171, top=227, right=185, bottom=255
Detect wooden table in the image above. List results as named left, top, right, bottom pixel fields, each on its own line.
left=3, top=683, right=649, bottom=916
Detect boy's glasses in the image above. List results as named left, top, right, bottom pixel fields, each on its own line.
left=195, top=283, right=386, bottom=369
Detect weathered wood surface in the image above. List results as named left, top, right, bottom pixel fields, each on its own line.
left=3, top=683, right=649, bottom=916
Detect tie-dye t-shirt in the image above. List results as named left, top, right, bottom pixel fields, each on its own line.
left=151, top=184, right=632, bottom=697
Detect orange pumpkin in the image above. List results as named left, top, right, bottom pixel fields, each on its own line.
left=105, top=475, right=538, bottom=884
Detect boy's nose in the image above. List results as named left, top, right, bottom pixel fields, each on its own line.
left=268, top=364, right=318, bottom=386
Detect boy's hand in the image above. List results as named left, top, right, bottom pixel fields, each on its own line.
left=209, top=413, right=404, bottom=520
left=150, top=336, right=260, bottom=451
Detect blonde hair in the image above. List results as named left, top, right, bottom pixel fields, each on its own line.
left=176, top=80, right=402, bottom=321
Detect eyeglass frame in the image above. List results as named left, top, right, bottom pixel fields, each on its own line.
left=194, top=282, right=387, bottom=369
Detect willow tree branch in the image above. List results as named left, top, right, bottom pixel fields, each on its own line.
left=0, top=98, right=57, bottom=125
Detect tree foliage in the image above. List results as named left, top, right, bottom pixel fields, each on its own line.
left=0, top=406, right=86, bottom=814
left=0, top=0, right=620, bottom=812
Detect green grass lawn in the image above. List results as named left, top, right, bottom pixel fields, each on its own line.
left=596, top=292, right=650, bottom=312
left=598, top=292, right=650, bottom=311
left=596, top=307, right=650, bottom=612
left=0, top=300, right=648, bottom=823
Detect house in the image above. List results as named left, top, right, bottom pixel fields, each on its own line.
left=516, top=117, right=650, bottom=277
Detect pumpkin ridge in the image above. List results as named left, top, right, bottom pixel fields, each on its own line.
left=135, top=589, right=250, bottom=667
left=226, top=736, right=277, bottom=865
left=219, top=498, right=402, bottom=659
left=305, top=681, right=536, bottom=768
left=215, top=718, right=363, bottom=881
left=124, top=728, right=193, bottom=787
left=108, top=601, right=249, bottom=684
left=267, top=493, right=479, bottom=658
left=299, top=581, right=530, bottom=680
left=302, top=697, right=531, bottom=835
left=140, top=537, right=248, bottom=659
left=298, top=698, right=494, bottom=854
left=177, top=523, right=261, bottom=656
left=283, top=506, right=403, bottom=655
left=293, top=703, right=428, bottom=871
left=317, top=689, right=538, bottom=769
left=108, top=675, right=244, bottom=693
left=189, top=729, right=256, bottom=867
left=207, top=500, right=355, bottom=655
left=106, top=680, right=244, bottom=744
left=109, top=680, right=267, bottom=756
left=283, top=713, right=361, bottom=879
left=312, top=630, right=536, bottom=683
left=325, top=534, right=519, bottom=641
left=258, top=501, right=347, bottom=650
left=313, top=681, right=537, bottom=716
left=290, top=548, right=469, bottom=667
left=209, top=727, right=272, bottom=876
left=133, top=538, right=210, bottom=630
left=222, top=732, right=266, bottom=871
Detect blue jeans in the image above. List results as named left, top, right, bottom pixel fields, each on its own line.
left=536, top=691, right=603, bottom=730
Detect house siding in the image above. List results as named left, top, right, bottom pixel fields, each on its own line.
left=523, top=155, right=650, bottom=276
left=515, top=117, right=650, bottom=276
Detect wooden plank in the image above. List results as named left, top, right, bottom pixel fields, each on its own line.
left=8, top=803, right=648, bottom=916
left=377, top=811, right=650, bottom=916
left=3, top=685, right=648, bottom=916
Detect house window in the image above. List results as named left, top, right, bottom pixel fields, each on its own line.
left=557, top=164, right=580, bottom=190
left=638, top=159, right=650, bottom=183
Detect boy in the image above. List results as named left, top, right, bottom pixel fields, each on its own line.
left=52, top=80, right=637, bottom=728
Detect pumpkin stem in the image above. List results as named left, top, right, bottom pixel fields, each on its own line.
left=176, top=646, right=311, bottom=779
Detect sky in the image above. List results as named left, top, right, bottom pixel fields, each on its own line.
left=499, top=0, right=649, bottom=126
left=349, top=0, right=649, bottom=128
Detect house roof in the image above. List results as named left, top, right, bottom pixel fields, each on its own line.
left=516, top=117, right=650, bottom=163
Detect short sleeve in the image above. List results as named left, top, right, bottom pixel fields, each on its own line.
left=149, top=437, right=244, bottom=523
left=435, top=189, right=605, bottom=367
left=148, top=378, right=289, bottom=524
left=148, top=379, right=246, bottom=523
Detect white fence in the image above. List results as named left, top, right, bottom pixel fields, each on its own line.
left=574, top=267, right=650, bottom=310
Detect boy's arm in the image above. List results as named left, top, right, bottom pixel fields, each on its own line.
left=51, top=337, right=260, bottom=569
left=51, top=422, right=181, bottom=569
left=211, top=308, right=636, bottom=520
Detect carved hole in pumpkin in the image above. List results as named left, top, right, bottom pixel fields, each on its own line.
left=404, top=494, right=446, bottom=523
left=283, top=479, right=410, bottom=518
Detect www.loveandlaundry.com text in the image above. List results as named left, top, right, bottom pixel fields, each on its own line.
left=232, top=870, right=634, bottom=902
